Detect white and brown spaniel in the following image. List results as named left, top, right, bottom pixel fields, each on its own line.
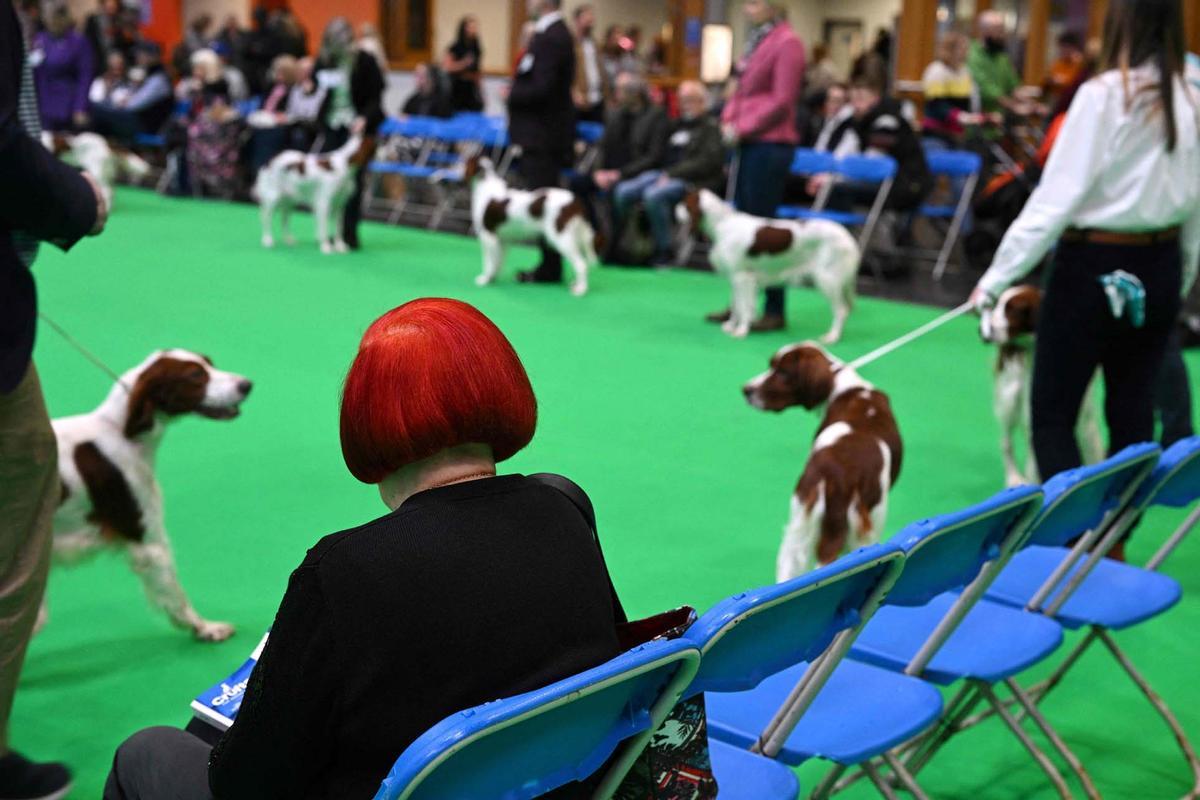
left=254, top=130, right=375, bottom=254
left=464, top=155, right=601, bottom=296
left=981, top=285, right=1104, bottom=486
left=677, top=188, right=860, bottom=342
left=42, top=131, right=151, bottom=211
left=744, top=343, right=902, bottom=581
left=47, top=349, right=252, bottom=641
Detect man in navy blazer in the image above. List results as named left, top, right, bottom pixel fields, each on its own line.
left=0, top=1, right=106, bottom=795
left=507, top=0, right=576, bottom=284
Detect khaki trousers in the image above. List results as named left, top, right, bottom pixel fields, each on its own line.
left=0, top=364, right=58, bottom=753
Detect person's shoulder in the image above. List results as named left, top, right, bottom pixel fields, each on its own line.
left=298, top=512, right=397, bottom=568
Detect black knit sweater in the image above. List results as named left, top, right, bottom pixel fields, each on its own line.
left=208, top=474, right=625, bottom=799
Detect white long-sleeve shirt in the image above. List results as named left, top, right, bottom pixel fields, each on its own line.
left=980, top=64, right=1200, bottom=299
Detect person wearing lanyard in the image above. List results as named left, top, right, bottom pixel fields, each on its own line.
left=970, top=0, right=1200, bottom=481
left=706, top=0, right=804, bottom=333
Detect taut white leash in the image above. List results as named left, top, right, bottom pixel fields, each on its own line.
left=845, top=302, right=974, bottom=372
left=38, top=311, right=131, bottom=393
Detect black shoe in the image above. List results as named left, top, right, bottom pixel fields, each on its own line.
left=705, top=308, right=732, bottom=324
left=749, top=313, right=787, bottom=333
left=649, top=253, right=675, bottom=269
left=0, top=752, right=72, bottom=800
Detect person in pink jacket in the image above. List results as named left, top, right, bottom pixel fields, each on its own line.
left=706, top=0, right=805, bottom=331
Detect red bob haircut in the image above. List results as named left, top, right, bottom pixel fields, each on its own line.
left=340, top=298, right=537, bottom=484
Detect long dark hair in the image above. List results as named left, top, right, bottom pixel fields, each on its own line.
left=454, top=16, right=479, bottom=54
left=1100, top=0, right=1186, bottom=150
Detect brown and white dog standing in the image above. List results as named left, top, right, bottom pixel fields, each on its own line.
left=254, top=130, right=375, bottom=254
left=981, top=285, right=1104, bottom=486
left=42, top=131, right=151, bottom=210
left=677, top=188, right=860, bottom=342
left=464, top=155, right=601, bottom=296
left=744, top=343, right=902, bottom=581
left=47, top=350, right=252, bottom=641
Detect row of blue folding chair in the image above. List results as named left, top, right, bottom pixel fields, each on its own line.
left=373, top=436, right=1200, bottom=799
left=373, top=482, right=1041, bottom=799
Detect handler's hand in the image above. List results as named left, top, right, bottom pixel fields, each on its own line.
left=968, top=285, right=993, bottom=314
left=82, top=171, right=108, bottom=235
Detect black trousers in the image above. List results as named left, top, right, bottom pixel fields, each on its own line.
left=521, top=147, right=570, bottom=281
left=1157, top=326, right=1195, bottom=447
left=1031, top=238, right=1183, bottom=479
left=324, top=128, right=366, bottom=249
left=734, top=142, right=794, bottom=317
left=104, top=726, right=213, bottom=800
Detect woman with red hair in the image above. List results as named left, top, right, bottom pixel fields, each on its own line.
left=104, top=298, right=626, bottom=800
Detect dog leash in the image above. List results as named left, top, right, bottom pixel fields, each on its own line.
left=845, top=302, right=974, bottom=371
left=38, top=311, right=131, bottom=393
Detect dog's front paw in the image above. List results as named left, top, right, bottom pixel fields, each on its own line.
left=819, top=331, right=842, bottom=345
left=721, top=319, right=738, bottom=334
left=320, top=241, right=334, bottom=255
left=261, top=235, right=275, bottom=248
left=570, top=281, right=588, bottom=297
left=475, top=274, right=494, bottom=287
left=194, top=620, right=236, bottom=642
left=731, top=325, right=750, bottom=339
left=333, top=240, right=349, bottom=254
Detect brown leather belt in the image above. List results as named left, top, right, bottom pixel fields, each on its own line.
left=1061, top=226, right=1181, bottom=246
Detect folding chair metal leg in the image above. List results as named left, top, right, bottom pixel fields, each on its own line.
left=863, top=760, right=902, bottom=800
left=932, top=171, right=978, bottom=282
left=811, top=762, right=848, bottom=800
left=1004, top=678, right=1101, bottom=799
left=881, top=752, right=931, bottom=800
left=901, top=684, right=985, bottom=778
left=976, top=681, right=1073, bottom=799
left=1096, top=628, right=1200, bottom=798
left=1020, top=628, right=1101, bottom=712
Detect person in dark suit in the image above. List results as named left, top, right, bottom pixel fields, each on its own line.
left=103, top=299, right=625, bottom=800
left=1, top=2, right=105, bottom=796
left=315, top=17, right=385, bottom=251
left=508, top=0, right=576, bottom=284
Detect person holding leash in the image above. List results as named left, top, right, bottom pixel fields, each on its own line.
left=970, top=0, right=1200, bottom=480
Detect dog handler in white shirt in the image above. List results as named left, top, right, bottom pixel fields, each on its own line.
left=970, top=0, right=1200, bottom=481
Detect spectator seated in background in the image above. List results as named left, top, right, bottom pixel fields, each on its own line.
left=103, top=298, right=626, bottom=800
left=211, top=40, right=250, bottom=103
left=176, top=47, right=224, bottom=102
left=88, top=50, right=132, bottom=108
left=171, top=13, right=214, bottom=81
left=812, top=82, right=854, bottom=153
left=967, top=10, right=1043, bottom=122
left=568, top=70, right=669, bottom=238
left=1043, top=31, right=1086, bottom=109
left=245, top=54, right=298, bottom=174
left=610, top=79, right=724, bottom=267
left=31, top=4, right=95, bottom=132
left=185, top=79, right=244, bottom=199
left=90, top=41, right=173, bottom=142
left=922, top=32, right=995, bottom=149
left=400, top=62, right=454, bottom=118
left=812, top=74, right=932, bottom=268
left=284, top=55, right=327, bottom=150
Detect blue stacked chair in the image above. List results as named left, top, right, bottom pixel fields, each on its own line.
left=707, top=486, right=1043, bottom=798
left=874, top=445, right=1161, bottom=799
left=373, top=638, right=700, bottom=800
left=985, top=438, right=1200, bottom=796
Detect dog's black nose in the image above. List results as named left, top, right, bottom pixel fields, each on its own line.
left=742, top=385, right=754, bottom=399
left=238, top=379, right=254, bottom=397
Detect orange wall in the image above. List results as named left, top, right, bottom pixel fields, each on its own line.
left=290, top=0, right=377, bottom=51
left=142, top=0, right=184, bottom=56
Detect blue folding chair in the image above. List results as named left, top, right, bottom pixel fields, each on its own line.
left=690, top=542, right=939, bottom=799
left=985, top=439, right=1200, bottom=795
left=373, top=638, right=700, bottom=800
left=775, top=147, right=838, bottom=219
left=892, top=445, right=1160, bottom=799
left=916, top=149, right=982, bottom=281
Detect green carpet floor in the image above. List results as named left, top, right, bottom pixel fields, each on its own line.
left=17, top=188, right=1200, bottom=798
